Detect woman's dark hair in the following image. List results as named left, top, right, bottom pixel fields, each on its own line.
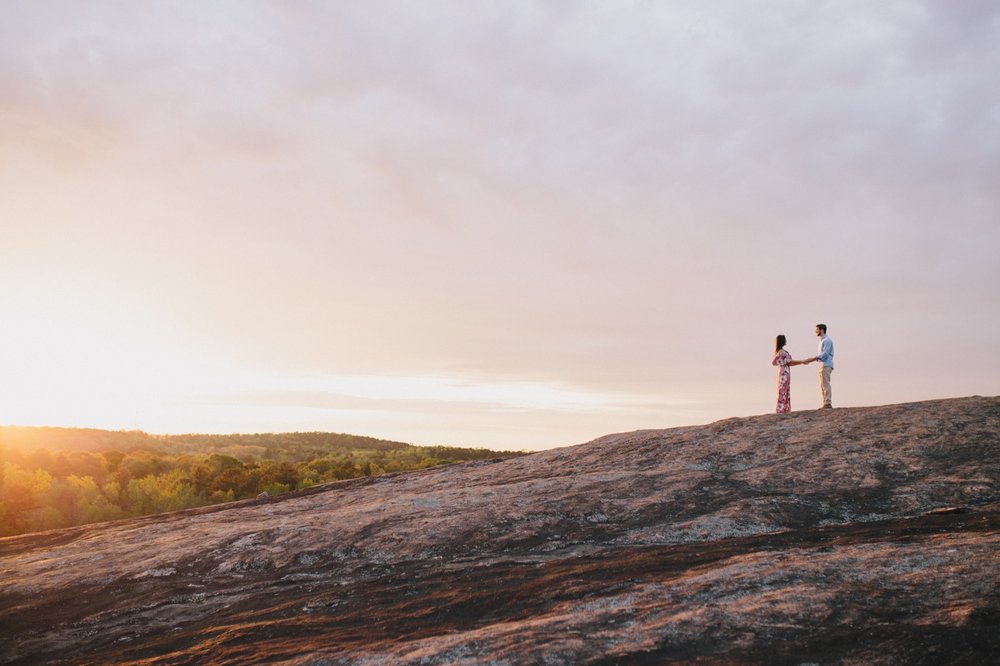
left=775, top=335, right=787, bottom=352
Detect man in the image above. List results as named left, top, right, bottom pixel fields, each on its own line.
left=808, top=324, right=835, bottom=408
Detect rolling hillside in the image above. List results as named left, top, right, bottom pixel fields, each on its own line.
left=1, top=396, right=998, bottom=664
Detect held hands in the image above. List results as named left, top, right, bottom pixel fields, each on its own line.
left=776, top=355, right=817, bottom=367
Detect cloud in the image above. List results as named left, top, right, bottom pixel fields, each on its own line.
left=1, top=1, right=997, bottom=446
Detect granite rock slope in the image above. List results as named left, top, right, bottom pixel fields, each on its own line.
left=1, top=396, right=998, bottom=664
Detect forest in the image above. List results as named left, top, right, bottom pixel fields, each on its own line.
left=0, top=426, right=522, bottom=537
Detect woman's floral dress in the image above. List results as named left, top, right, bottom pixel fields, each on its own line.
left=772, top=349, right=792, bottom=413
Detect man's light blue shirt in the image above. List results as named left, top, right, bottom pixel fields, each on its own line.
left=816, top=336, right=835, bottom=369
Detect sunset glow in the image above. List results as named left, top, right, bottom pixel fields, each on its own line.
left=2, top=2, right=998, bottom=450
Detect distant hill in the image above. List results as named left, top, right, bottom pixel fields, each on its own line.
left=1, top=396, right=998, bottom=663
left=0, top=426, right=158, bottom=453
left=0, top=426, right=521, bottom=538
left=1, top=425, right=427, bottom=456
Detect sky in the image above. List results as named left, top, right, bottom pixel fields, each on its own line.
left=1, top=1, right=998, bottom=451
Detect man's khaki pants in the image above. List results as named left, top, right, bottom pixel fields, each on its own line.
left=820, top=366, right=833, bottom=407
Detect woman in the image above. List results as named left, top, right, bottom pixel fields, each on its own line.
left=772, top=334, right=807, bottom=413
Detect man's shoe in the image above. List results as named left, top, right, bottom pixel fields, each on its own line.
left=821, top=404, right=833, bottom=409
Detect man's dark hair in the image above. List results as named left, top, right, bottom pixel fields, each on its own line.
left=816, top=324, right=827, bottom=333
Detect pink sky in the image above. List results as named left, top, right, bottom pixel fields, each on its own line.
left=2, top=2, right=998, bottom=450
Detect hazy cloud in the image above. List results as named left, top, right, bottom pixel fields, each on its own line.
left=1, top=1, right=997, bottom=447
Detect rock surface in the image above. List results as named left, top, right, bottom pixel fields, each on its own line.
left=1, top=396, right=998, bottom=664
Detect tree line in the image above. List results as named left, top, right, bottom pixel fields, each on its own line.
left=0, top=427, right=522, bottom=537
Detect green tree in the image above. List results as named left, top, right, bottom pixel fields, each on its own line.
left=125, top=470, right=199, bottom=515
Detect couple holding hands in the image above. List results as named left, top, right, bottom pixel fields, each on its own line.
left=772, top=324, right=835, bottom=413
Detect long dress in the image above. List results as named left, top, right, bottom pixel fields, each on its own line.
left=772, top=349, right=792, bottom=413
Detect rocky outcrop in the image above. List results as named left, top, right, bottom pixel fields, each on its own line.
left=1, top=396, right=998, bottom=664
